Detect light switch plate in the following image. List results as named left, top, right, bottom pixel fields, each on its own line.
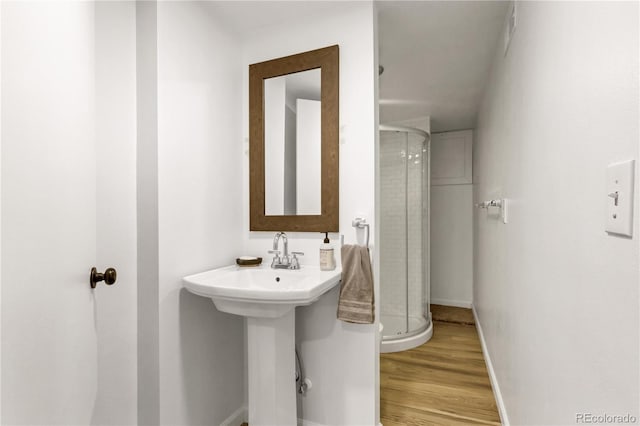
left=606, top=159, right=635, bottom=237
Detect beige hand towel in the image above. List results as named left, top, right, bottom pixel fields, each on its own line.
left=338, top=244, right=374, bottom=324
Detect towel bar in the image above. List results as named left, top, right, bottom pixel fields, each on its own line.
left=475, top=199, right=502, bottom=209
left=475, top=198, right=508, bottom=224
left=352, top=217, right=370, bottom=248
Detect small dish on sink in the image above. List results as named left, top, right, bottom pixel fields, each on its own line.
left=236, top=256, right=262, bottom=267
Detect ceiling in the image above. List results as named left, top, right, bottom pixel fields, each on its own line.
left=206, top=1, right=509, bottom=133
left=378, top=1, right=510, bottom=132
left=203, top=1, right=364, bottom=39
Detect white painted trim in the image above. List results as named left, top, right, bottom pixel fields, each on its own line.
left=220, top=406, right=247, bottom=426
left=373, top=11, right=382, bottom=426
left=0, top=1, right=3, bottom=420
left=431, top=298, right=472, bottom=308
left=472, top=305, right=509, bottom=426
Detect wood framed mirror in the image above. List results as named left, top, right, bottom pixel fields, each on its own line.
left=249, top=45, right=339, bottom=232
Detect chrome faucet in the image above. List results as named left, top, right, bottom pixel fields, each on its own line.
left=270, top=231, right=289, bottom=267
left=269, top=232, right=303, bottom=269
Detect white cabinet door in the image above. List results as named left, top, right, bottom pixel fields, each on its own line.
left=431, top=130, right=473, bottom=185
left=2, top=2, right=137, bottom=424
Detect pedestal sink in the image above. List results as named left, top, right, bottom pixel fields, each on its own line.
left=183, top=264, right=341, bottom=426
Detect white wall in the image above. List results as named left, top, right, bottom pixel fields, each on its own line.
left=156, top=3, right=245, bottom=425
left=1, top=3, right=378, bottom=426
left=431, top=185, right=473, bottom=307
left=474, top=2, right=639, bottom=424
left=430, top=130, right=473, bottom=308
left=241, top=4, right=378, bottom=424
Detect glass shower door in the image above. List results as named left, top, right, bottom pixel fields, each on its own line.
left=380, top=130, right=409, bottom=336
left=379, top=125, right=432, bottom=350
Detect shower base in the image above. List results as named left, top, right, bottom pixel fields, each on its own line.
left=380, top=313, right=433, bottom=353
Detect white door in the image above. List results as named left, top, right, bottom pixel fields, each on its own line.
left=2, top=2, right=138, bottom=424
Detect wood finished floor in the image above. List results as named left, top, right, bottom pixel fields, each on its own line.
left=242, top=306, right=499, bottom=426
left=430, top=304, right=476, bottom=325
left=381, top=305, right=500, bottom=426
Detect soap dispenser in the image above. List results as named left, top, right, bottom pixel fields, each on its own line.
left=319, top=232, right=336, bottom=271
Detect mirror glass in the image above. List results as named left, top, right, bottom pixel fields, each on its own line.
left=264, top=68, right=321, bottom=216
left=249, top=44, right=338, bottom=232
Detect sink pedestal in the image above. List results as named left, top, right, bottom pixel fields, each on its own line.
left=247, top=309, right=296, bottom=426
left=182, top=264, right=342, bottom=425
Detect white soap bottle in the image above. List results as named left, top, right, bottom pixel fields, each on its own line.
left=319, top=232, right=336, bottom=271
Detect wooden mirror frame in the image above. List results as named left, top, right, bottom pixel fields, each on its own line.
left=249, top=45, right=339, bottom=232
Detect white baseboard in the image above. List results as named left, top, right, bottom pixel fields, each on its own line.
left=297, top=419, right=324, bottom=426
left=220, top=410, right=330, bottom=426
left=431, top=298, right=472, bottom=308
left=297, top=421, right=382, bottom=426
left=297, top=420, right=383, bottom=426
left=220, top=406, right=247, bottom=426
left=471, top=304, right=509, bottom=426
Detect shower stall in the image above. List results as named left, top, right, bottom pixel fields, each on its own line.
left=379, top=124, right=432, bottom=353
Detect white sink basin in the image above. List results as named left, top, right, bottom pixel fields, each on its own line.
left=183, top=264, right=341, bottom=318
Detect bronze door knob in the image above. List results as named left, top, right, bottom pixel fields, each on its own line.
left=90, top=267, right=117, bottom=288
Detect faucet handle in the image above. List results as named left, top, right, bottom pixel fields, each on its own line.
left=268, top=250, right=282, bottom=268
left=290, top=252, right=304, bottom=270
left=268, top=249, right=281, bottom=262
